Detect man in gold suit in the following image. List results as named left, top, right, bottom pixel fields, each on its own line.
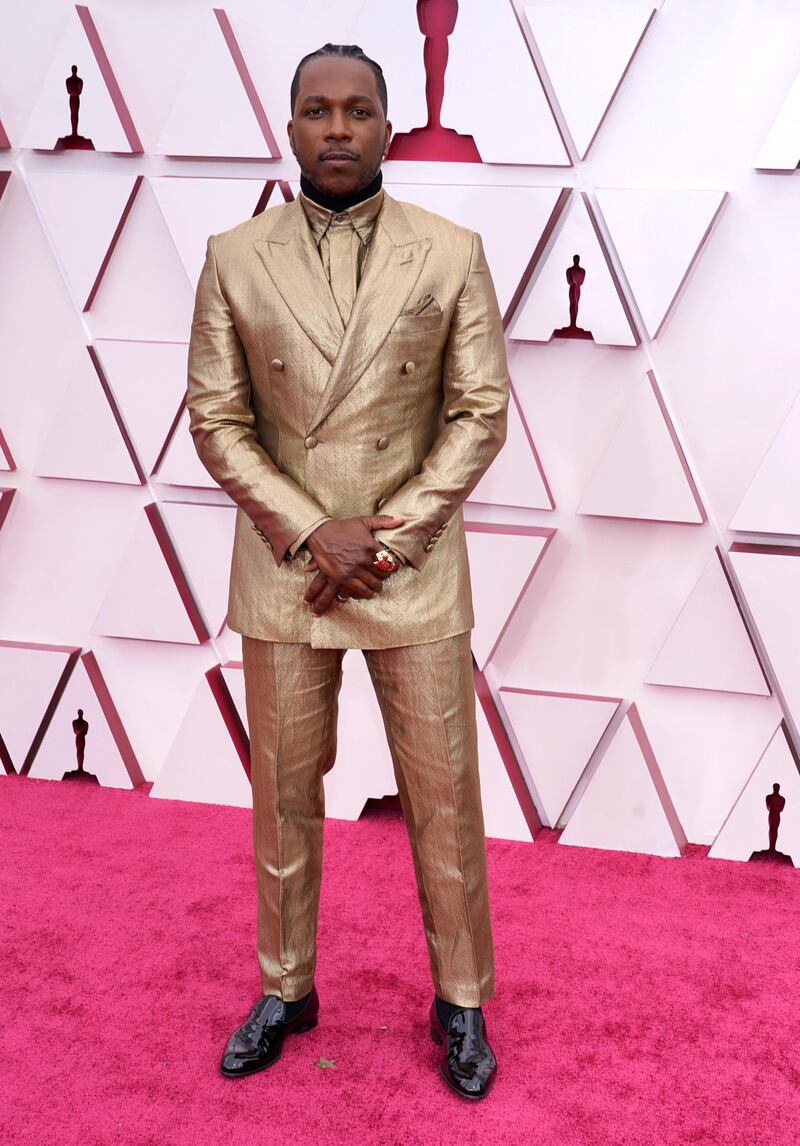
left=186, top=43, right=509, bottom=1100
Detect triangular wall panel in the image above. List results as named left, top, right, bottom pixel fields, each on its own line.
left=33, top=348, right=142, bottom=485
left=595, top=187, right=726, bottom=337
left=441, top=0, right=569, bottom=165
left=465, top=524, right=555, bottom=669
left=0, top=642, right=79, bottom=774
left=150, top=673, right=252, bottom=807
left=154, top=407, right=221, bottom=490
left=729, top=394, right=800, bottom=535
left=91, top=638, right=216, bottom=783
left=646, top=549, right=769, bottom=695
left=93, top=504, right=207, bottom=644
left=469, top=387, right=554, bottom=511
left=509, top=192, right=638, bottom=346
left=730, top=546, right=800, bottom=733
left=321, top=651, right=398, bottom=821
left=499, top=688, right=621, bottom=827
left=709, top=723, right=800, bottom=865
left=576, top=372, right=705, bottom=524
left=384, top=183, right=564, bottom=317
left=637, top=688, right=782, bottom=846
left=25, top=171, right=140, bottom=310
left=559, top=704, right=687, bottom=857
left=0, top=489, right=15, bottom=535
left=156, top=8, right=279, bottom=159
left=475, top=684, right=534, bottom=843
left=93, top=340, right=188, bottom=476
left=524, top=4, right=656, bottom=158
left=27, top=651, right=143, bottom=788
left=86, top=179, right=196, bottom=343
left=0, top=425, right=15, bottom=471
left=151, top=176, right=271, bottom=287
left=474, top=670, right=542, bottom=840
left=217, top=624, right=243, bottom=663
left=20, top=5, right=141, bottom=153
left=160, top=501, right=236, bottom=637
left=754, top=73, right=800, bottom=171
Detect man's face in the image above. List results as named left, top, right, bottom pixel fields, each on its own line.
left=288, top=56, right=392, bottom=199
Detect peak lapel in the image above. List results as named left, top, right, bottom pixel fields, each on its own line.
left=307, top=195, right=431, bottom=434
left=254, top=199, right=343, bottom=366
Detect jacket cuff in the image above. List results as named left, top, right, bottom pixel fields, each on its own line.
left=251, top=515, right=332, bottom=565
left=371, top=530, right=423, bottom=570
left=288, top=516, right=332, bottom=559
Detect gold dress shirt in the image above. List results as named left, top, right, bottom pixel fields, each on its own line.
left=298, top=185, right=385, bottom=323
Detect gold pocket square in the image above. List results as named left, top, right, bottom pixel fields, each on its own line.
left=403, top=293, right=440, bottom=317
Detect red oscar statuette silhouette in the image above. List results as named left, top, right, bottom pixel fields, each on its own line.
left=387, top=0, right=480, bottom=162
left=55, top=65, right=95, bottom=151
left=553, top=255, right=593, bottom=341
left=62, top=707, right=99, bottom=783
left=749, top=782, right=792, bottom=865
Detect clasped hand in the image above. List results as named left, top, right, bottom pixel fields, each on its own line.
left=303, top=514, right=404, bottom=616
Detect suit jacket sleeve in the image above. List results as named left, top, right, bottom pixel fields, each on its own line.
left=372, top=231, right=509, bottom=570
left=186, top=234, right=330, bottom=566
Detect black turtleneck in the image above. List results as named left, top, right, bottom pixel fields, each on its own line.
left=299, top=169, right=383, bottom=212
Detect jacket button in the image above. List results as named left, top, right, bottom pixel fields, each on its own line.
left=377, top=497, right=387, bottom=509
left=376, top=436, right=389, bottom=450
left=271, top=358, right=284, bottom=371
left=402, top=361, right=416, bottom=374
left=424, top=542, right=434, bottom=552
left=304, top=435, right=317, bottom=449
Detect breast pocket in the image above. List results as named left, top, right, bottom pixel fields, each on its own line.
left=392, top=294, right=445, bottom=335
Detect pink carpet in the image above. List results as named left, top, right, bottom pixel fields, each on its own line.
left=2, top=775, right=799, bottom=1145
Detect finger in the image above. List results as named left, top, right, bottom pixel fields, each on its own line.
left=341, top=576, right=379, bottom=600
left=348, top=569, right=384, bottom=594
left=303, top=571, right=329, bottom=605
left=304, top=557, right=319, bottom=573
left=360, top=514, right=405, bottom=531
left=312, top=579, right=341, bottom=616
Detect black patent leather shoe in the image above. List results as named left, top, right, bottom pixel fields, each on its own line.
left=429, top=999, right=497, bottom=1100
left=220, top=986, right=319, bottom=1078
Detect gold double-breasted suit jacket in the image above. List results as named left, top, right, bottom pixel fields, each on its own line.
left=186, top=191, right=510, bottom=649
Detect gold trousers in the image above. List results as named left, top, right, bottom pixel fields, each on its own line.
left=241, top=630, right=495, bottom=1008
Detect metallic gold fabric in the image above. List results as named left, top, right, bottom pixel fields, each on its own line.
left=243, top=630, right=494, bottom=1007
left=186, top=192, right=510, bottom=650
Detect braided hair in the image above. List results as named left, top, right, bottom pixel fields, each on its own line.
left=290, top=43, right=388, bottom=117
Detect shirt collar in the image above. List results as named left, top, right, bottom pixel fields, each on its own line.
left=298, top=186, right=385, bottom=247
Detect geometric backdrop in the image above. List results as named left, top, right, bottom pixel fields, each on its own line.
left=1, top=0, right=799, bottom=866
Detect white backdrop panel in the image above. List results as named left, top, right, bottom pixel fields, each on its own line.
left=1, top=0, right=799, bottom=859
